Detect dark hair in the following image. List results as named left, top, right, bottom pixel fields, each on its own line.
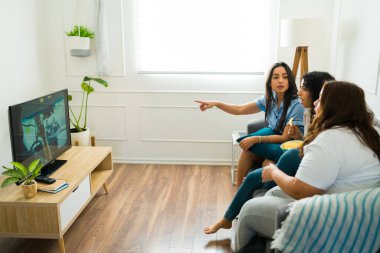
left=302, top=71, right=335, bottom=124
left=265, top=62, right=298, bottom=134
left=304, top=81, right=380, bottom=160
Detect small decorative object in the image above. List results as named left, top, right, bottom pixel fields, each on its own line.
left=68, top=76, right=108, bottom=146
left=1, top=159, right=43, bottom=199
left=66, top=25, right=95, bottom=57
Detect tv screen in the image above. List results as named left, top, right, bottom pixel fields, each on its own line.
left=8, top=89, right=71, bottom=177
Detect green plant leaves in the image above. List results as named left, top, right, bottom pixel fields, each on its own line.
left=10, top=162, right=28, bottom=178
left=68, top=76, right=108, bottom=131
left=1, top=177, right=19, bottom=188
left=1, top=159, right=42, bottom=188
left=29, top=159, right=42, bottom=177
left=1, top=169, right=23, bottom=178
left=28, top=159, right=39, bottom=171
left=81, top=82, right=95, bottom=94
left=66, top=25, right=94, bottom=38
left=83, top=76, right=108, bottom=87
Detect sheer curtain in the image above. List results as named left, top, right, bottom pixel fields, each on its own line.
left=135, top=0, right=278, bottom=74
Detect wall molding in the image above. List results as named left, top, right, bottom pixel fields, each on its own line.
left=70, top=104, right=128, bottom=140
left=141, top=138, right=229, bottom=143
left=139, top=105, right=237, bottom=143
left=66, top=89, right=264, bottom=95
left=113, top=157, right=231, bottom=165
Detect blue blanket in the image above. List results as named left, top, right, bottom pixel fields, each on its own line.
left=272, top=187, right=380, bottom=253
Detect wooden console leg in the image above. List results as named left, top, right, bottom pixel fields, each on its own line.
left=91, top=136, right=96, bottom=147
left=58, top=238, right=66, bottom=253
left=103, top=182, right=109, bottom=194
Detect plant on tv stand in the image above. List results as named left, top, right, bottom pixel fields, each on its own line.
left=1, top=159, right=42, bottom=187
left=68, top=76, right=108, bottom=133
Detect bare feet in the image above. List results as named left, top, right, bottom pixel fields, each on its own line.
left=204, top=218, right=232, bottom=234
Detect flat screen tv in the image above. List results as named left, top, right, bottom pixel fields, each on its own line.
left=8, top=89, right=72, bottom=177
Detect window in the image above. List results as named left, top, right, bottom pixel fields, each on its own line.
left=135, top=0, right=277, bottom=74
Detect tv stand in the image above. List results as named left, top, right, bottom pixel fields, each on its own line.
left=0, top=146, right=113, bottom=253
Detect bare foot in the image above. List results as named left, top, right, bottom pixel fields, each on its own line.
left=204, top=218, right=232, bottom=234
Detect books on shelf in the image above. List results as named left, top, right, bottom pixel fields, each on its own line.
left=37, top=179, right=68, bottom=194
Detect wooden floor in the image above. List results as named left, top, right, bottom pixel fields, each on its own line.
left=0, top=164, right=256, bottom=253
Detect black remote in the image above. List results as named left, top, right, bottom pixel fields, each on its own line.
left=36, top=176, right=56, bottom=184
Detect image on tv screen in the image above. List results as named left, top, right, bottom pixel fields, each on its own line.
left=20, top=97, right=69, bottom=165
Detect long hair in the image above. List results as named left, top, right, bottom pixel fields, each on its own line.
left=304, top=81, right=380, bottom=160
left=302, top=71, right=335, bottom=124
left=264, top=62, right=298, bottom=134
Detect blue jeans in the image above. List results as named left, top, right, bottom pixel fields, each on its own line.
left=224, top=148, right=301, bottom=221
left=237, top=127, right=284, bottom=163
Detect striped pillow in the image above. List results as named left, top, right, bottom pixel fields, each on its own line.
left=272, top=188, right=380, bottom=253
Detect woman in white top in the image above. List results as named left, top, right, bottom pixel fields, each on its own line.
left=233, top=81, right=380, bottom=251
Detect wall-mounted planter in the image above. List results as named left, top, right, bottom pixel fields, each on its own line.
left=68, top=36, right=91, bottom=57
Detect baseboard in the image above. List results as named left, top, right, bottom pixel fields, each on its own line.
left=112, top=157, right=231, bottom=165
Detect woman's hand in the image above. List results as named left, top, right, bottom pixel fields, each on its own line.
left=195, top=100, right=218, bottom=111
left=262, top=163, right=279, bottom=182
left=239, top=136, right=258, bottom=151
left=287, top=125, right=303, bottom=140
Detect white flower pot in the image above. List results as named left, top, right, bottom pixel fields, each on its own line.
left=68, top=36, right=91, bottom=57
left=68, top=36, right=90, bottom=50
left=70, top=128, right=91, bottom=146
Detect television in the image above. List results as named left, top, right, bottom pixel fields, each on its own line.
left=8, top=89, right=72, bottom=177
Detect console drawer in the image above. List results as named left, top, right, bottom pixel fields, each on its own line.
left=59, top=176, right=91, bottom=230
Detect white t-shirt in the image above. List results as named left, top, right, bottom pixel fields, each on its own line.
left=295, top=127, right=380, bottom=193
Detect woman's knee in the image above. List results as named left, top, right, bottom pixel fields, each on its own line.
left=277, top=149, right=301, bottom=175
left=239, top=150, right=259, bottom=163
left=244, top=169, right=263, bottom=185
left=286, top=148, right=300, bottom=156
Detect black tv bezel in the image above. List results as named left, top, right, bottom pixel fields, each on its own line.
left=8, top=89, right=72, bottom=177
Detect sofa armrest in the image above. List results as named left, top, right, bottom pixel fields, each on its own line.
left=247, top=118, right=267, bottom=134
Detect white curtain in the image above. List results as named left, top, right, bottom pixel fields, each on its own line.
left=135, top=0, right=278, bottom=74
left=95, top=0, right=110, bottom=76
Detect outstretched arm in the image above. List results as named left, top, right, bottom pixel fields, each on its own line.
left=195, top=100, right=261, bottom=115
left=262, top=163, right=325, bottom=200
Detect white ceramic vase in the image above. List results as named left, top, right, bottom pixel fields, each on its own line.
left=70, top=128, right=90, bottom=146
left=68, top=36, right=90, bottom=50
left=68, top=36, right=91, bottom=57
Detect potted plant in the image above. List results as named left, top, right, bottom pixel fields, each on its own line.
left=1, top=159, right=43, bottom=199
left=66, top=25, right=95, bottom=57
left=68, top=76, right=108, bottom=146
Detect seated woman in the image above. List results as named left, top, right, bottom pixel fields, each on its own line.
left=233, top=81, right=380, bottom=252
left=196, top=62, right=304, bottom=187
left=203, top=71, right=335, bottom=234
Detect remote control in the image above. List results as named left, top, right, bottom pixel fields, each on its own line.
left=36, top=176, right=56, bottom=184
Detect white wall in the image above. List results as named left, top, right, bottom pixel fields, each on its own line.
left=0, top=1, right=48, bottom=166
left=44, top=0, right=270, bottom=164
left=43, top=0, right=335, bottom=164
left=2, top=0, right=377, bottom=166
left=334, top=0, right=380, bottom=118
